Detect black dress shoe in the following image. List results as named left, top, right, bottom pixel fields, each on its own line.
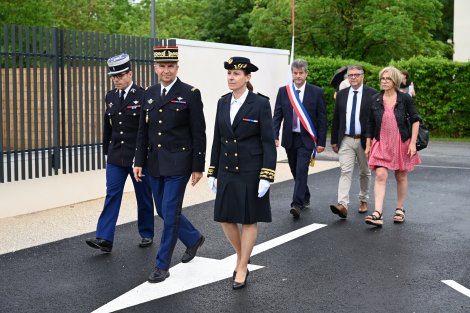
left=148, top=268, right=170, bottom=283
left=181, top=235, right=205, bottom=263
left=290, top=207, right=300, bottom=218
left=139, top=238, right=153, bottom=248
left=232, top=270, right=249, bottom=290
left=85, top=238, right=113, bottom=253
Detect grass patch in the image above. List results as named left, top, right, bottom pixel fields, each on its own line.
left=430, top=137, right=470, bottom=143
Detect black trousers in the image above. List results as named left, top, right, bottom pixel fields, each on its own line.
left=285, top=133, right=312, bottom=208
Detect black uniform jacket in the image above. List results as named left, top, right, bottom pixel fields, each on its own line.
left=103, top=83, right=144, bottom=167
left=134, top=78, right=206, bottom=177
left=208, top=91, right=276, bottom=182
left=272, top=83, right=327, bottom=150
left=365, top=91, right=420, bottom=143
left=331, top=85, right=378, bottom=149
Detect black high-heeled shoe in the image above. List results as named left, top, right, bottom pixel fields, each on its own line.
left=232, top=270, right=249, bottom=290
left=232, top=258, right=251, bottom=280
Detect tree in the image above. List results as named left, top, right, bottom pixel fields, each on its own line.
left=202, top=0, right=254, bottom=45
left=249, top=0, right=293, bottom=51
left=250, top=0, right=452, bottom=65
left=0, top=0, right=55, bottom=26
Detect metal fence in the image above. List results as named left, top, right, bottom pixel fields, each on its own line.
left=0, top=24, right=155, bottom=183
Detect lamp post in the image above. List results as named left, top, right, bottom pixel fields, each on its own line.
left=151, top=0, right=157, bottom=83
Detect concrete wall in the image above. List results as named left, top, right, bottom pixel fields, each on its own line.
left=453, top=0, right=470, bottom=62
left=0, top=39, right=289, bottom=218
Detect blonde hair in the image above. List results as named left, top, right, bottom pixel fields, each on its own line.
left=378, top=66, right=402, bottom=91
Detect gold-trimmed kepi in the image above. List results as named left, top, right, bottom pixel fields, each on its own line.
left=224, top=56, right=258, bottom=73
left=153, top=38, right=178, bottom=62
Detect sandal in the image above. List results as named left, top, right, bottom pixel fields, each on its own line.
left=365, top=210, right=383, bottom=226
left=393, top=208, right=405, bottom=223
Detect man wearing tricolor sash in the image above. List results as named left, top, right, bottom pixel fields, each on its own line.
left=273, top=59, right=327, bottom=218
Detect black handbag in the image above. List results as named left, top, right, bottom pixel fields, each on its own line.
left=415, top=118, right=429, bottom=151
left=405, top=97, right=429, bottom=151
left=407, top=115, right=429, bottom=151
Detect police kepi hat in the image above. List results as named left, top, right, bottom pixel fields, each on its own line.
left=224, top=56, right=258, bottom=73
left=107, top=53, right=131, bottom=75
left=154, top=39, right=178, bottom=62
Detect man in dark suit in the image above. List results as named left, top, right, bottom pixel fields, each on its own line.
left=330, top=64, right=378, bottom=218
left=85, top=54, right=155, bottom=253
left=273, top=59, right=327, bottom=218
left=133, top=40, right=206, bottom=283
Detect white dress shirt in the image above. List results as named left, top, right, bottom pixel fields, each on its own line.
left=292, top=83, right=306, bottom=133
left=230, top=88, right=249, bottom=125
left=346, top=84, right=363, bottom=135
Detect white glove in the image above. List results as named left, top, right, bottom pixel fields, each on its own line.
left=257, top=179, right=270, bottom=198
left=208, top=176, right=217, bottom=194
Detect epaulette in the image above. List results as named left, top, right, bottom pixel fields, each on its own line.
left=191, top=87, right=199, bottom=92
left=220, top=92, right=231, bottom=98
left=257, top=92, right=270, bottom=100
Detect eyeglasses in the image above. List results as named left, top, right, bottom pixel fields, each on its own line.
left=110, top=72, right=128, bottom=79
left=347, top=73, right=363, bottom=78
left=380, top=77, right=393, bottom=82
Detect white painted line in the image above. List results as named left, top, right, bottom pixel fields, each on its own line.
left=418, top=165, right=470, bottom=170
left=442, top=280, right=470, bottom=298
left=92, top=223, right=327, bottom=313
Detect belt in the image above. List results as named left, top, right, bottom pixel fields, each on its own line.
left=345, top=134, right=361, bottom=139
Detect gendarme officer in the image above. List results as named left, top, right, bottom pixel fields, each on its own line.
left=133, top=41, right=206, bottom=283
left=86, top=54, right=155, bottom=253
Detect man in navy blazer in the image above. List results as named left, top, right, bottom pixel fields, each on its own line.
left=273, top=59, right=327, bottom=218
left=330, top=64, right=377, bottom=218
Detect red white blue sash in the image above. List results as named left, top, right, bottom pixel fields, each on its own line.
left=286, top=83, right=318, bottom=147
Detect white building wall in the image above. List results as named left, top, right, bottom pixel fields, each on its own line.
left=0, top=40, right=289, bottom=218
left=453, top=0, right=470, bottom=62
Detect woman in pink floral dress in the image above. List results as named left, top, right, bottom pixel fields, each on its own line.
left=364, top=66, right=421, bottom=226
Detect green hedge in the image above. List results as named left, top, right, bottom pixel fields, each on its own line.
left=301, top=56, right=470, bottom=138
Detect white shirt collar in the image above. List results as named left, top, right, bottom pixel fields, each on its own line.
left=349, top=84, right=364, bottom=94
left=120, top=82, right=133, bottom=97
left=230, top=88, right=249, bottom=105
left=294, top=82, right=306, bottom=93
left=161, top=78, right=177, bottom=95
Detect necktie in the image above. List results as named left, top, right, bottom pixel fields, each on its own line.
left=119, top=90, right=125, bottom=103
left=162, top=88, right=167, bottom=97
left=349, top=90, right=358, bottom=135
left=293, top=89, right=300, bottom=129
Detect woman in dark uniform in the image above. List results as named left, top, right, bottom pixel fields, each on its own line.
left=207, top=57, right=276, bottom=289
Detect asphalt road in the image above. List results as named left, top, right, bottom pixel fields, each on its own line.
left=1, top=142, right=469, bottom=313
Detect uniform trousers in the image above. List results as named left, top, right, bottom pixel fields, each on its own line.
left=337, top=136, right=371, bottom=207
left=147, top=174, right=201, bottom=270
left=96, top=163, right=154, bottom=242
left=286, top=133, right=312, bottom=208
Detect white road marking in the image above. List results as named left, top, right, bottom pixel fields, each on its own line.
left=442, top=280, right=470, bottom=298
left=418, top=165, right=470, bottom=170
left=91, top=223, right=327, bottom=313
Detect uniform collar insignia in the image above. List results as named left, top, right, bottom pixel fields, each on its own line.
left=130, top=88, right=136, bottom=94
left=108, top=102, right=114, bottom=108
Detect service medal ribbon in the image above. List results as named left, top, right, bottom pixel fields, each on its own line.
left=242, top=118, right=258, bottom=123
